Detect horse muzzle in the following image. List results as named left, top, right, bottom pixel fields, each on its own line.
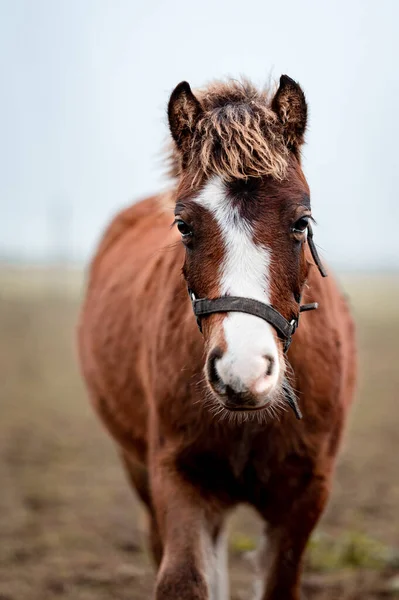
left=206, top=345, right=280, bottom=411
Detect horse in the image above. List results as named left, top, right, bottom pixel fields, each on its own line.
left=78, top=75, right=357, bottom=600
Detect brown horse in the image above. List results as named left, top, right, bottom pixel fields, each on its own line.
left=78, top=76, right=357, bottom=600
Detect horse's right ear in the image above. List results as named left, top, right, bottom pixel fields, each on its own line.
left=168, top=81, right=202, bottom=156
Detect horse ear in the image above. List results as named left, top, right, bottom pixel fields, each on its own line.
left=271, top=75, right=308, bottom=154
left=168, top=81, right=202, bottom=157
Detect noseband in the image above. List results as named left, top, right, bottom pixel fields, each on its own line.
left=190, top=294, right=319, bottom=353
left=188, top=223, right=327, bottom=419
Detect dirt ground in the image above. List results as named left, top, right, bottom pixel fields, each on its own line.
left=0, top=268, right=398, bottom=600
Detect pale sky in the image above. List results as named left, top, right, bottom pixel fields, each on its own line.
left=1, top=0, right=398, bottom=269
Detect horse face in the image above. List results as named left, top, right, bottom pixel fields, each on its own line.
left=169, top=76, right=311, bottom=414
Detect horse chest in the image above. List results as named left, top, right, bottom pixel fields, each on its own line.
left=175, top=426, right=279, bottom=505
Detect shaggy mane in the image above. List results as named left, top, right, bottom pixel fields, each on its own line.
left=170, top=79, right=289, bottom=183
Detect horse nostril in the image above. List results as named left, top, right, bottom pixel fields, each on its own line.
left=264, top=355, right=275, bottom=377
left=207, top=346, right=224, bottom=386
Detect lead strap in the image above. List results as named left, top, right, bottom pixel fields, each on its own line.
left=282, top=378, right=303, bottom=420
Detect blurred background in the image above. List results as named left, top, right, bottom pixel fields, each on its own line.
left=1, top=1, right=398, bottom=599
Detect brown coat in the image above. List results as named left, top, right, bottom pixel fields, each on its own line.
left=78, top=76, right=357, bottom=600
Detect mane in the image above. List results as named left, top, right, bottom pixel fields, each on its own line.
left=169, top=78, right=289, bottom=184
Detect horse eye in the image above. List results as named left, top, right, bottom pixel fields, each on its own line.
left=292, top=216, right=309, bottom=234
left=176, top=219, right=192, bottom=238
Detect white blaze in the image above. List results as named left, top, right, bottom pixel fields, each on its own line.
left=194, top=177, right=279, bottom=396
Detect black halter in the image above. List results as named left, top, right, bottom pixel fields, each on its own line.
left=188, top=225, right=327, bottom=419
left=190, top=293, right=319, bottom=353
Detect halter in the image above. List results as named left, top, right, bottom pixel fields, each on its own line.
left=190, top=294, right=319, bottom=353
left=188, top=223, right=327, bottom=419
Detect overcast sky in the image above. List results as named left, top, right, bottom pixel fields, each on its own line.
left=1, top=0, right=398, bottom=269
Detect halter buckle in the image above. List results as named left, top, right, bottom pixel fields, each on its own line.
left=283, top=318, right=298, bottom=353
left=188, top=288, right=203, bottom=333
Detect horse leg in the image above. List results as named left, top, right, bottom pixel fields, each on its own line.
left=212, top=526, right=229, bottom=600
left=151, top=458, right=225, bottom=600
left=255, top=474, right=330, bottom=600
left=120, top=451, right=163, bottom=566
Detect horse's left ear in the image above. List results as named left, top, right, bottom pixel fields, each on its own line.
left=168, top=81, right=203, bottom=158
left=271, top=75, right=308, bottom=154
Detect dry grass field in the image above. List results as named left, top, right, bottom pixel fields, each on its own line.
left=0, top=267, right=398, bottom=600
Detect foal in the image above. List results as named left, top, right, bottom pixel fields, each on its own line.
left=78, top=76, right=357, bottom=599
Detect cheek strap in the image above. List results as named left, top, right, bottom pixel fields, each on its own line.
left=307, top=222, right=328, bottom=278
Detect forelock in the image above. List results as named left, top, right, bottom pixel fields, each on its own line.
left=169, top=79, right=289, bottom=185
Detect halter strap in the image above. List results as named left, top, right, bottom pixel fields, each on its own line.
left=193, top=296, right=294, bottom=341
left=190, top=291, right=318, bottom=353
left=307, top=222, right=328, bottom=278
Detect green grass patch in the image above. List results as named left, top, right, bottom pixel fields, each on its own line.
left=306, top=531, right=399, bottom=572
left=230, top=532, right=257, bottom=554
